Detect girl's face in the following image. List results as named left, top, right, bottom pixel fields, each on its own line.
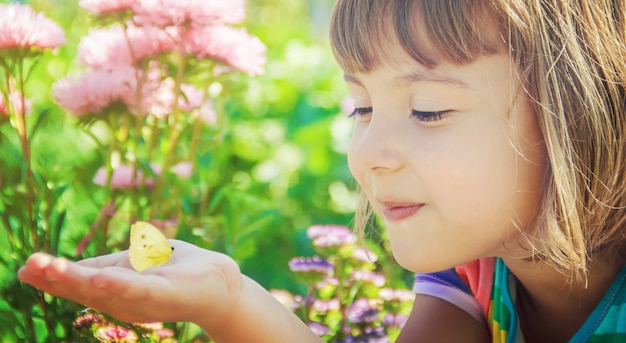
left=345, top=44, right=547, bottom=273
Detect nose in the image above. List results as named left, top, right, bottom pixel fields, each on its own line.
left=348, top=113, right=406, bottom=174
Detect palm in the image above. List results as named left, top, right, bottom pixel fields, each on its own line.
left=18, top=241, right=242, bottom=324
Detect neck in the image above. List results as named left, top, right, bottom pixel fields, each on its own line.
left=502, top=257, right=622, bottom=343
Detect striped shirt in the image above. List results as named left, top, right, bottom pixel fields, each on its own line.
left=413, top=258, right=626, bottom=342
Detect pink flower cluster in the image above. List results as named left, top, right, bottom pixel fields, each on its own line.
left=133, top=0, right=246, bottom=28
left=53, top=0, right=265, bottom=117
left=92, top=161, right=192, bottom=189
left=92, top=164, right=160, bottom=189
left=52, top=67, right=136, bottom=116
left=184, top=26, right=266, bottom=76
left=0, top=4, right=65, bottom=50
left=77, top=25, right=177, bottom=71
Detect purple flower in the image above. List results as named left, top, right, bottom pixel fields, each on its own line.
left=350, top=270, right=386, bottom=287
left=382, top=313, right=409, bottom=329
left=309, top=322, right=331, bottom=336
left=346, top=298, right=379, bottom=324
left=307, top=225, right=356, bottom=248
left=288, top=256, right=334, bottom=275
left=351, top=247, right=378, bottom=263
left=334, top=328, right=389, bottom=343
left=358, top=327, right=389, bottom=343
left=378, top=288, right=414, bottom=303
left=312, top=298, right=340, bottom=314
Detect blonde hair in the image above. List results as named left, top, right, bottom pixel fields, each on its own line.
left=330, top=0, right=626, bottom=280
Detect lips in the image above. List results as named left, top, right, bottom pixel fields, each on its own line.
left=381, top=202, right=424, bottom=221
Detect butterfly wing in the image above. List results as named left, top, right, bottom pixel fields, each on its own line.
left=129, top=221, right=173, bottom=272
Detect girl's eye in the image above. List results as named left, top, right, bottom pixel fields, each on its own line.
left=411, top=110, right=451, bottom=122
left=349, top=106, right=373, bottom=118
left=348, top=107, right=451, bottom=123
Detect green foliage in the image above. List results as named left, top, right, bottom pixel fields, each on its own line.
left=0, top=0, right=412, bottom=342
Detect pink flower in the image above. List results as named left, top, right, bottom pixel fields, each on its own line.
left=125, top=63, right=206, bottom=117
left=77, top=26, right=133, bottom=69
left=0, top=91, right=31, bottom=116
left=52, top=67, right=136, bottom=116
left=78, top=25, right=176, bottom=70
left=79, top=0, right=138, bottom=14
left=141, top=76, right=176, bottom=118
left=0, top=4, right=65, bottom=50
left=193, top=100, right=217, bottom=125
left=133, top=0, right=245, bottom=28
left=95, top=325, right=138, bottom=341
left=72, top=312, right=105, bottom=331
left=178, top=84, right=204, bottom=111
left=184, top=26, right=266, bottom=76
left=170, top=161, right=192, bottom=179
left=92, top=164, right=161, bottom=189
left=155, top=328, right=175, bottom=338
left=0, top=98, right=6, bottom=117
left=123, top=61, right=175, bottom=117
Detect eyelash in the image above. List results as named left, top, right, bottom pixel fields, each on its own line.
left=349, top=107, right=451, bottom=122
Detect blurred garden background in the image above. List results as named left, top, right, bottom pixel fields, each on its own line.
left=0, top=0, right=413, bottom=342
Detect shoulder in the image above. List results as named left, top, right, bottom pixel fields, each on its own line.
left=396, top=293, right=491, bottom=343
left=413, top=257, right=495, bottom=321
left=398, top=258, right=496, bottom=343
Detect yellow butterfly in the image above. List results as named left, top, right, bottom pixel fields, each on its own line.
left=128, top=221, right=173, bottom=272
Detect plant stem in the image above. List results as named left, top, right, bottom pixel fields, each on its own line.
left=0, top=168, right=17, bottom=255
left=188, top=115, right=202, bottom=164
left=7, top=56, right=39, bottom=251
left=149, top=53, right=188, bottom=218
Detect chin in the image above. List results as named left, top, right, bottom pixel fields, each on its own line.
left=392, top=251, right=456, bottom=274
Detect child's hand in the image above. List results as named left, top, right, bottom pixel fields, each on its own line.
left=17, top=240, right=242, bottom=326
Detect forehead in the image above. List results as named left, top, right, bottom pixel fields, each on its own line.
left=343, top=51, right=520, bottom=97
left=329, top=0, right=505, bottom=74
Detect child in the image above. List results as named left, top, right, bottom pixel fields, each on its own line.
left=18, top=0, right=626, bottom=342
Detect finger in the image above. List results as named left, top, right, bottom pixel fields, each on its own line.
left=18, top=253, right=64, bottom=289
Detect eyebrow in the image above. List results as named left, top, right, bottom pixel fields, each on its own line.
left=344, top=70, right=472, bottom=89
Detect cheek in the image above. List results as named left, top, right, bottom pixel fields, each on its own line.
left=346, top=124, right=367, bottom=185
left=347, top=134, right=361, bottom=184
left=423, top=114, right=546, bottom=234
